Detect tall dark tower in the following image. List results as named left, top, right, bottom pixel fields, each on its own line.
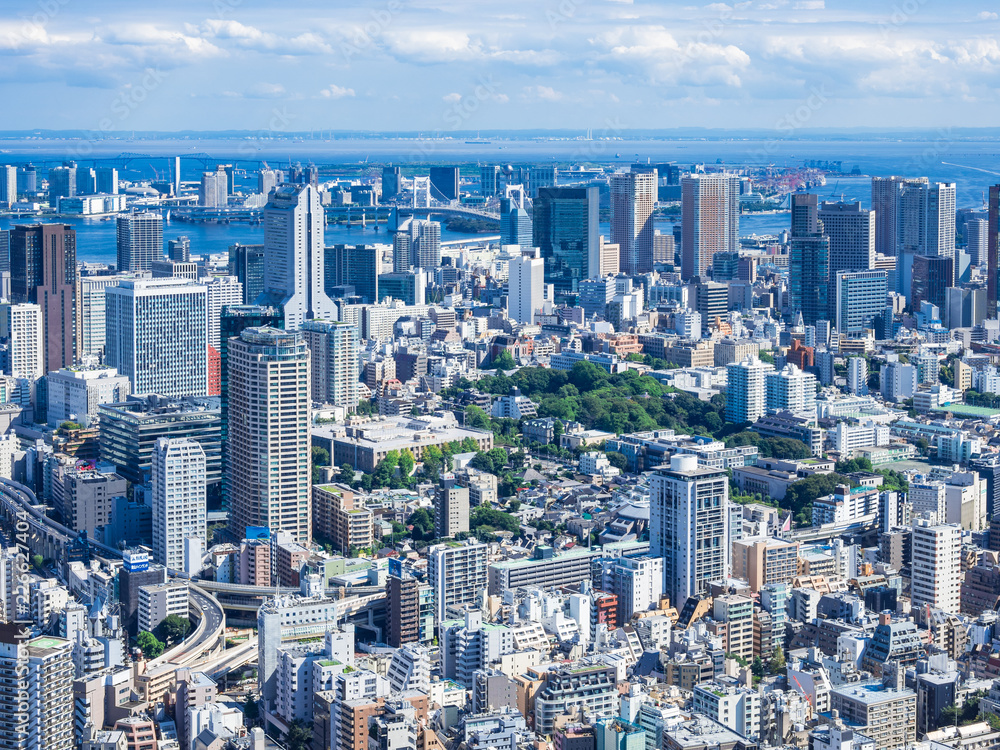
left=988, top=185, right=1000, bottom=316
left=9, top=223, right=79, bottom=371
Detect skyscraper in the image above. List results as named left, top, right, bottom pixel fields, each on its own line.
left=968, top=218, right=988, bottom=267
left=989, top=185, right=1000, bottom=316
left=228, top=243, right=266, bottom=305
left=9, top=223, right=79, bottom=371
left=381, top=166, right=401, bottom=200
left=598, top=237, right=620, bottom=277
left=788, top=194, right=830, bottom=326
left=79, top=275, right=127, bottom=359
left=260, top=184, right=336, bottom=330
left=818, top=201, right=875, bottom=273
left=258, top=167, right=277, bottom=197
left=168, top=235, right=190, bottom=262
left=528, top=166, right=557, bottom=198
left=48, top=163, right=76, bottom=203
left=301, top=319, right=360, bottom=412
left=227, top=327, right=311, bottom=544
left=116, top=211, right=163, bottom=273
left=204, top=275, right=244, bottom=349
left=152, top=438, right=207, bottom=571
left=219, top=305, right=284, bottom=510
left=393, top=218, right=441, bottom=273
left=0, top=229, right=8, bottom=274
left=844, top=357, right=868, bottom=396
left=435, top=476, right=470, bottom=538
left=835, top=270, right=889, bottom=338
left=95, top=166, right=118, bottom=195
left=897, top=180, right=957, bottom=293
left=428, top=541, right=488, bottom=622
left=18, top=164, right=37, bottom=194
left=910, top=255, right=953, bottom=311
left=872, top=176, right=905, bottom=257
left=480, top=165, right=501, bottom=197
left=0, top=302, right=44, bottom=380
left=532, top=186, right=600, bottom=290
left=910, top=521, right=960, bottom=615
left=105, top=278, right=208, bottom=398
left=508, top=247, right=544, bottom=325
left=650, top=454, right=729, bottom=608
left=429, top=166, right=459, bottom=202
left=765, top=363, right=817, bottom=416
left=499, top=197, right=532, bottom=248
left=726, top=357, right=772, bottom=424
left=612, top=172, right=656, bottom=275
left=325, top=244, right=379, bottom=303
left=0, top=624, right=73, bottom=750
left=680, top=173, right=739, bottom=281
left=0, top=164, right=16, bottom=207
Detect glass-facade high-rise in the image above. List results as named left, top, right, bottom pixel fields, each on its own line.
left=500, top=197, right=532, bottom=248
left=835, top=269, right=889, bottom=338
left=228, top=243, right=265, bottom=305
left=788, top=194, right=830, bottom=326
left=325, top=244, right=379, bottom=303
left=532, top=186, right=600, bottom=292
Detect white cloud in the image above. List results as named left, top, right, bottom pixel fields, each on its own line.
left=320, top=84, right=356, bottom=99
left=245, top=82, right=286, bottom=99
left=523, top=85, right=563, bottom=101
left=793, top=1, right=824, bottom=9
left=442, top=92, right=463, bottom=103
left=979, top=11, right=998, bottom=20
left=195, top=19, right=333, bottom=55
left=383, top=29, right=480, bottom=63
left=592, top=25, right=751, bottom=87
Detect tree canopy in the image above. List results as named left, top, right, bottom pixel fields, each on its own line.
left=472, top=364, right=729, bottom=438
left=784, top=473, right=851, bottom=526
left=407, top=508, right=434, bottom=540
left=155, top=614, right=191, bottom=644
left=136, top=631, right=164, bottom=659
left=724, top=431, right=811, bottom=459
left=491, top=350, right=516, bottom=371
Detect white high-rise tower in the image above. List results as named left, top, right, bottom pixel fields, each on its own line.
left=611, top=172, right=656, bottom=275
left=152, top=438, right=207, bottom=571
left=227, top=327, right=312, bottom=544
left=650, top=454, right=729, bottom=607
left=507, top=247, right=544, bottom=324
left=261, top=184, right=336, bottom=330
left=680, top=173, right=740, bottom=281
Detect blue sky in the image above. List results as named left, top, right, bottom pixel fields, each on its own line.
left=1, top=0, right=999, bottom=132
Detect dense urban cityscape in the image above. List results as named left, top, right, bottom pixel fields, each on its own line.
left=2, top=7, right=1000, bottom=750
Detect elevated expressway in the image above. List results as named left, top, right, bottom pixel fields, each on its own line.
left=0, top=478, right=387, bottom=677
left=0, top=479, right=225, bottom=667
